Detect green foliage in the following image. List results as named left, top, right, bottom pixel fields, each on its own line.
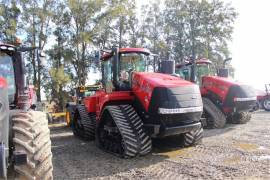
left=18, top=0, right=56, bottom=101
left=3, top=0, right=237, bottom=110
left=164, top=0, right=237, bottom=64
left=0, top=1, right=20, bottom=41
left=49, top=66, right=70, bottom=92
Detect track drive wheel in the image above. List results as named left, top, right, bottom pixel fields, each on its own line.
left=72, top=105, right=95, bottom=141
left=229, top=112, right=252, bottom=124
left=262, top=98, right=270, bottom=111
left=202, top=97, right=226, bottom=129
left=182, top=123, right=203, bottom=147
left=12, top=111, right=53, bottom=180
left=96, top=105, right=152, bottom=158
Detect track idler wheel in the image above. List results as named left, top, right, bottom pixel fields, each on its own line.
left=72, top=105, right=96, bottom=141
left=96, top=105, right=152, bottom=158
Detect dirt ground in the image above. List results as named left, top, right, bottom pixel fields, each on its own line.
left=51, top=111, right=270, bottom=180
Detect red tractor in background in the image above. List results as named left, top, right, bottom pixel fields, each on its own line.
left=0, top=42, right=53, bottom=179
left=256, top=84, right=270, bottom=111
left=67, top=47, right=204, bottom=158
left=175, top=58, right=256, bottom=128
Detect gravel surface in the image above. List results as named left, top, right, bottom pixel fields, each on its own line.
left=51, top=111, right=270, bottom=180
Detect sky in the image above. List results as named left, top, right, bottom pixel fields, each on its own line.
left=227, top=0, right=270, bottom=90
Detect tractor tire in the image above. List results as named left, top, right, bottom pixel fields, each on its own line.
left=230, top=112, right=252, bottom=124
left=202, top=97, right=226, bottom=129
left=262, top=98, right=270, bottom=111
left=96, top=105, right=152, bottom=158
left=182, top=123, right=203, bottom=147
left=72, top=105, right=95, bottom=141
left=12, top=111, right=53, bottom=180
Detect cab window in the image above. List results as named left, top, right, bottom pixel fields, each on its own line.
left=0, top=52, right=16, bottom=97
left=102, top=57, right=114, bottom=92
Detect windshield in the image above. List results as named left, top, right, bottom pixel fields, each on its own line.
left=119, top=52, right=154, bottom=81
left=120, top=53, right=152, bottom=72
left=0, top=52, right=16, bottom=97
left=197, top=64, right=215, bottom=77
left=176, top=63, right=215, bottom=85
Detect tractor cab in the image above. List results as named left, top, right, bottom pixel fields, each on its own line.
left=176, top=58, right=215, bottom=85
left=0, top=42, right=43, bottom=109
left=0, top=42, right=53, bottom=179
left=101, top=48, right=154, bottom=92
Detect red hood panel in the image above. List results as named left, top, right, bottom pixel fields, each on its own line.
left=134, top=72, right=193, bottom=87
left=203, top=76, right=244, bottom=86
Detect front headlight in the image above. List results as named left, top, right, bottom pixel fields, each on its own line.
left=158, top=106, right=203, bottom=114
left=233, top=97, right=257, bottom=102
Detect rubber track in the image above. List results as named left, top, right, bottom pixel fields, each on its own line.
left=12, top=110, right=53, bottom=180
left=77, top=105, right=95, bottom=140
left=183, top=123, right=203, bottom=147
left=202, top=97, right=226, bottom=129
left=107, top=105, right=152, bottom=157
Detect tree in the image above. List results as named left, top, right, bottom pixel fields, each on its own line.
left=66, top=0, right=105, bottom=86
left=0, top=1, right=20, bottom=42
left=164, top=0, right=237, bottom=65
left=107, top=0, right=136, bottom=48
left=19, top=0, right=55, bottom=101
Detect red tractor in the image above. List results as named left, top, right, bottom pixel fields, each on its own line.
left=256, top=84, right=270, bottom=111
left=175, top=58, right=256, bottom=128
left=67, top=47, right=204, bottom=158
left=0, top=42, right=53, bottom=179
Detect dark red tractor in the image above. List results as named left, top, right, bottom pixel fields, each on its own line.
left=175, top=58, right=256, bottom=128
left=67, top=47, right=204, bottom=158
left=256, top=84, right=270, bottom=111
left=0, top=42, right=53, bottom=179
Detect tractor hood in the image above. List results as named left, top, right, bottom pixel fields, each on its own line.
left=202, top=75, right=256, bottom=112
left=133, top=72, right=192, bottom=87
left=202, top=76, right=244, bottom=87
left=132, top=72, right=203, bottom=113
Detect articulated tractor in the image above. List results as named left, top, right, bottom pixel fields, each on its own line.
left=67, top=48, right=204, bottom=158
left=175, top=58, right=256, bottom=128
